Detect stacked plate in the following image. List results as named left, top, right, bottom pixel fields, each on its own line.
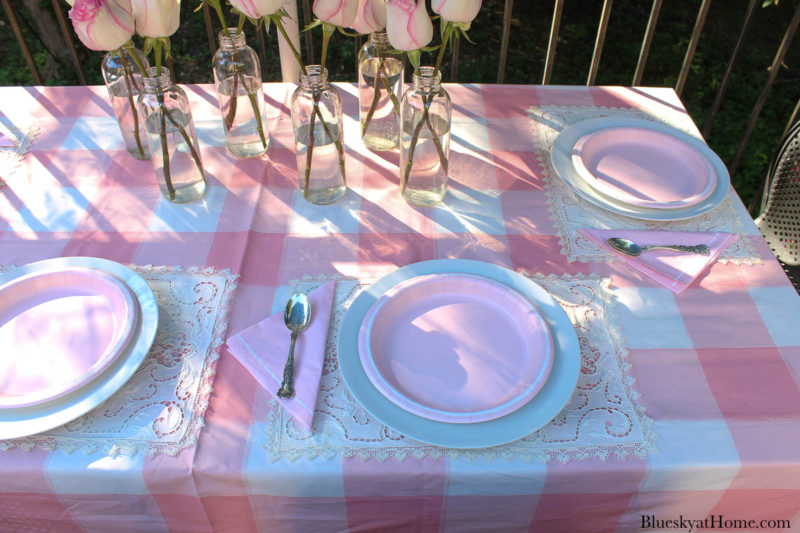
left=550, top=117, right=730, bottom=220
left=0, top=257, right=158, bottom=439
left=338, top=260, right=581, bottom=449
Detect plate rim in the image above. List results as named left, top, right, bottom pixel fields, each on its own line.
left=551, top=116, right=731, bottom=221
left=338, top=259, right=581, bottom=449
left=570, top=126, right=718, bottom=209
left=0, top=257, right=158, bottom=440
left=358, top=271, right=555, bottom=424
left=0, top=266, right=140, bottom=408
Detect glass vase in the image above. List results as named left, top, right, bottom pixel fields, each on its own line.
left=212, top=28, right=269, bottom=158
left=102, top=47, right=150, bottom=160
left=290, top=65, right=346, bottom=205
left=138, top=67, right=206, bottom=203
left=400, top=67, right=451, bottom=206
left=358, top=31, right=404, bottom=151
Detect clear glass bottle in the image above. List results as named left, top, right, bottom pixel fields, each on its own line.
left=290, top=65, right=346, bottom=205
left=212, top=28, right=269, bottom=158
left=400, top=67, right=451, bottom=206
left=102, top=47, right=150, bottom=160
left=138, top=67, right=206, bottom=203
left=358, top=31, right=404, bottom=151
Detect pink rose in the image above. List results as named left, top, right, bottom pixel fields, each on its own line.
left=313, top=0, right=358, bottom=27
left=350, top=0, right=386, bottom=34
left=69, top=0, right=135, bottom=51
left=431, top=0, right=481, bottom=24
left=130, top=0, right=180, bottom=38
left=385, top=0, right=432, bottom=51
left=228, top=0, right=287, bottom=19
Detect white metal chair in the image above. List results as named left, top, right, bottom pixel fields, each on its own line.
left=754, top=118, right=800, bottom=292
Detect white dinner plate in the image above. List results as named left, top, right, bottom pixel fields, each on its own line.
left=339, top=259, right=581, bottom=449
left=551, top=117, right=731, bottom=220
left=357, top=272, right=554, bottom=424
left=0, top=257, right=158, bottom=440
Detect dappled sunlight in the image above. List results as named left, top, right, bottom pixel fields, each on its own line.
left=88, top=455, right=139, bottom=473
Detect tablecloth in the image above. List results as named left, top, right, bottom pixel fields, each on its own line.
left=1, top=83, right=799, bottom=532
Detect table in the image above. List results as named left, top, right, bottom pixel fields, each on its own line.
left=1, top=83, right=799, bottom=532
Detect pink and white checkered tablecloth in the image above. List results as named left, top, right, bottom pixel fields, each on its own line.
left=2, top=83, right=800, bottom=532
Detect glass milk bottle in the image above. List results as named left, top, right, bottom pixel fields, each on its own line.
left=357, top=31, right=404, bottom=151
left=290, top=66, right=347, bottom=205
left=212, top=28, right=269, bottom=158
left=101, top=47, right=150, bottom=160
left=400, top=67, right=451, bottom=206
left=138, top=67, right=207, bottom=203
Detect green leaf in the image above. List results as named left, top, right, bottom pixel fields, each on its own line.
left=162, top=38, right=172, bottom=62
left=407, top=49, right=421, bottom=72
left=142, top=37, right=155, bottom=57
left=303, top=18, right=323, bottom=33
left=338, top=27, right=360, bottom=37
left=458, top=27, right=476, bottom=45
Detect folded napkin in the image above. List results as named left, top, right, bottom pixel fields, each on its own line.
left=226, top=281, right=336, bottom=431
left=580, top=229, right=738, bottom=293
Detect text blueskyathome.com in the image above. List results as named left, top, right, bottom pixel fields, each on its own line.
left=641, top=515, right=790, bottom=531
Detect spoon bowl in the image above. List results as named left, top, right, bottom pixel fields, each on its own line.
left=277, top=293, right=312, bottom=399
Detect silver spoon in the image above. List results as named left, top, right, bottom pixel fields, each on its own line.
left=277, top=293, right=312, bottom=399
left=607, top=237, right=710, bottom=256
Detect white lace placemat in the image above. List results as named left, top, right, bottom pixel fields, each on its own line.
left=0, top=265, right=238, bottom=457
left=528, top=105, right=760, bottom=265
left=263, top=273, right=656, bottom=464
left=0, top=120, right=39, bottom=186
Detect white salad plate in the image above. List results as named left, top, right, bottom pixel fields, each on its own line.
left=357, top=272, right=554, bottom=424
left=551, top=116, right=730, bottom=221
left=0, top=267, right=139, bottom=408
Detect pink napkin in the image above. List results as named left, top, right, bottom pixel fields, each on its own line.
left=226, top=281, right=336, bottom=431
left=580, top=229, right=738, bottom=293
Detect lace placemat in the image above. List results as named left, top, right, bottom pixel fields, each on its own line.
left=528, top=105, right=760, bottom=265
left=0, top=265, right=238, bottom=457
left=0, top=120, right=39, bottom=187
left=263, top=273, right=656, bottom=464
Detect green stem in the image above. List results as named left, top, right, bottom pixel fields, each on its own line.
left=402, top=26, right=453, bottom=192
left=303, top=28, right=346, bottom=198
left=361, top=53, right=385, bottom=137
left=153, top=42, right=176, bottom=200
left=273, top=16, right=305, bottom=70
left=116, top=47, right=147, bottom=158
left=213, top=4, right=266, bottom=150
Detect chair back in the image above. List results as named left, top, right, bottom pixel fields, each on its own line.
left=754, top=118, right=800, bottom=291
left=755, top=119, right=800, bottom=265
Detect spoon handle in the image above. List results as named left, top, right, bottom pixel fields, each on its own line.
left=277, top=331, right=298, bottom=399
left=642, top=244, right=711, bottom=255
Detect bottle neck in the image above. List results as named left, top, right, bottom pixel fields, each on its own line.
left=300, top=65, right=329, bottom=90
left=369, top=31, right=390, bottom=47
left=412, top=67, right=441, bottom=93
left=104, top=47, right=148, bottom=74
left=143, top=66, right=172, bottom=93
left=218, top=28, right=245, bottom=50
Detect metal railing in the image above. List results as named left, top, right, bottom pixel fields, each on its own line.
left=2, top=0, right=800, bottom=199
